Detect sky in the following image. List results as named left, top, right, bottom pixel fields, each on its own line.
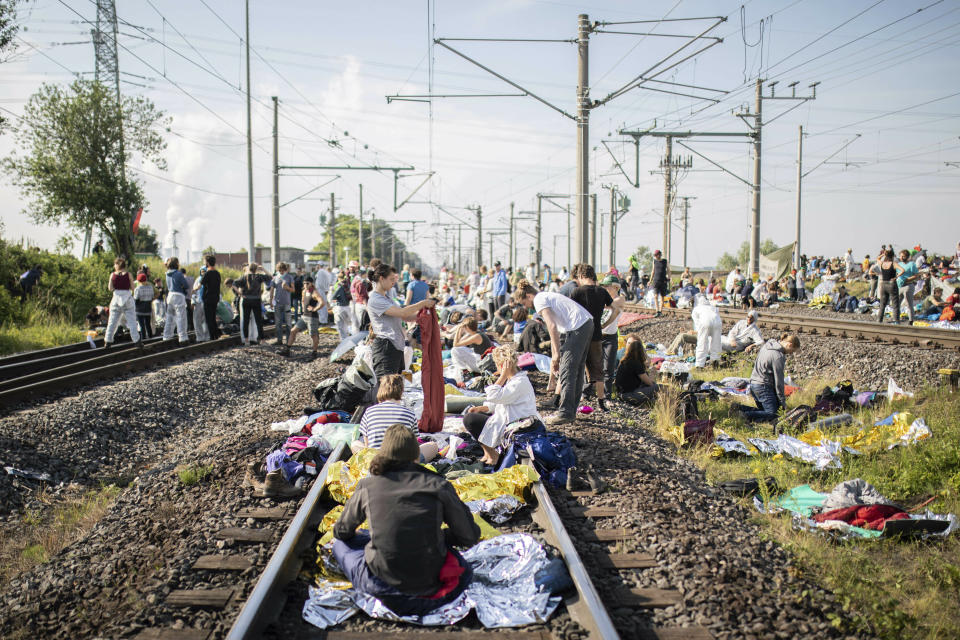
left=1, top=0, right=958, bottom=271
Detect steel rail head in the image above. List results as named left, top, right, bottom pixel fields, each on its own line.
left=528, top=470, right=621, bottom=640
left=226, top=442, right=348, bottom=640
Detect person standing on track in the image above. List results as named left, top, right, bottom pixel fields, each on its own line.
left=599, top=275, right=625, bottom=398
left=367, top=263, right=437, bottom=381
left=514, top=279, right=592, bottom=425
left=896, top=249, right=919, bottom=326
left=233, top=263, right=270, bottom=345
left=133, top=273, right=155, bottom=339
left=331, top=271, right=355, bottom=341
left=491, top=260, right=509, bottom=314
left=871, top=249, right=905, bottom=325
left=281, top=276, right=324, bottom=359
left=198, top=254, right=222, bottom=340
left=651, top=249, right=668, bottom=316
left=271, top=262, right=296, bottom=346
left=163, top=257, right=190, bottom=344
left=104, top=257, right=140, bottom=347
left=571, top=265, right=615, bottom=411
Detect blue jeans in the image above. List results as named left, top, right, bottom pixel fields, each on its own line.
left=274, top=304, right=291, bottom=343
left=739, top=383, right=782, bottom=423
left=332, top=530, right=471, bottom=616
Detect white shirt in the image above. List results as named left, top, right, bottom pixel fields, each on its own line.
left=725, top=271, right=740, bottom=292
left=600, top=306, right=621, bottom=335
left=478, top=372, right=541, bottom=448
left=533, top=291, right=591, bottom=333
left=525, top=266, right=536, bottom=281
left=726, top=319, right=763, bottom=349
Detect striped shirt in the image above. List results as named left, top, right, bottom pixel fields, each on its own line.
left=359, top=401, right=418, bottom=448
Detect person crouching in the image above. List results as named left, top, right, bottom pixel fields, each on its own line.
left=332, top=424, right=480, bottom=616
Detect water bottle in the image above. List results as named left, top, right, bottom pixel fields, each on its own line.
left=806, top=413, right=854, bottom=430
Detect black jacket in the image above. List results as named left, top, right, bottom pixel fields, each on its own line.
left=333, top=462, right=480, bottom=595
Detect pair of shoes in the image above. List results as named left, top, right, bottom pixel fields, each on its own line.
left=544, top=413, right=574, bottom=426
left=258, top=470, right=303, bottom=498
left=275, top=339, right=284, bottom=346
left=279, top=345, right=290, bottom=356
left=243, top=461, right=264, bottom=490
left=597, top=398, right=609, bottom=412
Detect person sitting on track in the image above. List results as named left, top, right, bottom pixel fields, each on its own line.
left=333, top=424, right=480, bottom=616
left=736, top=334, right=800, bottom=423
left=615, top=336, right=660, bottom=405
left=462, top=346, right=541, bottom=466
left=352, top=374, right=438, bottom=462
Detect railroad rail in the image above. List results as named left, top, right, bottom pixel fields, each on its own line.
left=132, top=441, right=706, bottom=639
left=0, top=328, right=275, bottom=408
left=623, top=303, right=960, bottom=352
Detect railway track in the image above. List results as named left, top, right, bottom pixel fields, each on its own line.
left=0, top=327, right=275, bottom=408
left=623, top=303, right=960, bottom=352
left=133, top=440, right=707, bottom=640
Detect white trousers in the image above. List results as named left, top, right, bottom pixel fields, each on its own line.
left=451, top=346, right=481, bottom=373
left=695, top=316, right=722, bottom=367
left=105, top=290, right=139, bottom=344
left=163, top=291, right=189, bottom=342
left=334, top=305, right=355, bottom=341
left=192, top=299, right=210, bottom=342
left=350, top=301, right=366, bottom=333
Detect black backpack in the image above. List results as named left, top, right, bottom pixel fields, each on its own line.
left=676, top=391, right=700, bottom=423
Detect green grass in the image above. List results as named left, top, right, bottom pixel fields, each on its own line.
left=643, top=361, right=960, bottom=640
left=177, top=464, right=212, bottom=486
left=0, top=307, right=86, bottom=355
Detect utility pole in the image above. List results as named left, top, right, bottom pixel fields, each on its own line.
left=358, top=184, right=364, bottom=265
left=794, top=125, right=802, bottom=269
left=244, top=0, right=255, bottom=264
left=271, top=96, right=279, bottom=271
left=536, top=196, right=542, bottom=278
left=467, top=206, right=482, bottom=268
left=749, top=78, right=762, bottom=277
left=328, top=193, right=336, bottom=267
left=590, top=193, right=597, bottom=267
left=662, top=135, right=672, bottom=264
left=574, top=14, right=591, bottom=265
left=565, top=204, right=571, bottom=270
left=509, top=202, right=515, bottom=269
left=679, top=196, right=696, bottom=270
left=457, top=225, right=462, bottom=274
left=370, top=211, right=376, bottom=261
left=608, top=186, right=616, bottom=269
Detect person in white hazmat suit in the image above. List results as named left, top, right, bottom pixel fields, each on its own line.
left=104, top=257, right=140, bottom=347
left=690, top=294, right=722, bottom=367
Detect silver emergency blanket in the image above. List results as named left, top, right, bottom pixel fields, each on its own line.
left=302, top=533, right=562, bottom=629
left=714, top=431, right=753, bottom=456
left=821, top=478, right=896, bottom=511
left=465, top=495, right=524, bottom=524
left=748, top=434, right=843, bottom=470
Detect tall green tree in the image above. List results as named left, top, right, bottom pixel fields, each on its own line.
left=133, top=224, right=160, bottom=256
left=631, top=245, right=653, bottom=270
left=3, top=79, right=169, bottom=259
left=0, top=0, right=25, bottom=132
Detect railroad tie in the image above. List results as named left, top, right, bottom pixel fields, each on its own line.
left=326, top=633, right=554, bottom=640
left=639, top=627, right=714, bottom=640
left=134, top=629, right=212, bottom=640
left=165, top=588, right=235, bottom=609
left=191, top=555, right=252, bottom=571
left=613, top=587, right=683, bottom=608
left=214, top=527, right=273, bottom=543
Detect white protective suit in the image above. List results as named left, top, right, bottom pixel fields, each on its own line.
left=163, top=291, right=189, bottom=342
left=690, top=295, right=722, bottom=367
left=105, top=289, right=140, bottom=344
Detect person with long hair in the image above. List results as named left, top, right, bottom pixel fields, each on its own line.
left=462, top=346, right=541, bottom=466
left=332, top=425, right=479, bottom=616
left=366, top=263, right=436, bottom=380
left=870, top=249, right=905, bottom=324
left=615, top=339, right=659, bottom=405
left=104, top=257, right=141, bottom=347
left=232, top=263, right=270, bottom=345
left=449, top=316, right=492, bottom=373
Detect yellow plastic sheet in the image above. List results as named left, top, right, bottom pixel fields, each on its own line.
left=449, top=464, right=540, bottom=504
left=444, top=383, right=463, bottom=396
left=322, top=448, right=379, bottom=504
left=842, top=412, right=930, bottom=452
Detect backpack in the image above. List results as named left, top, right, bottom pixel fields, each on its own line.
left=941, top=306, right=956, bottom=321
left=777, top=404, right=816, bottom=434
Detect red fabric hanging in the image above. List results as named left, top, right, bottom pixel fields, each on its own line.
left=417, top=307, right=444, bottom=433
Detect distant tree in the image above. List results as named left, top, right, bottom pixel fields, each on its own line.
left=3, top=79, right=169, bottom=259
left=631, top=245, right=653, bottom=270
left=716, top=239, right=779, bottom=271
left=133, top=224, right=160, bottom=256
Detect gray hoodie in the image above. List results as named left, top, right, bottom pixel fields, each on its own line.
left=750, top=338, right=787, bottom=404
